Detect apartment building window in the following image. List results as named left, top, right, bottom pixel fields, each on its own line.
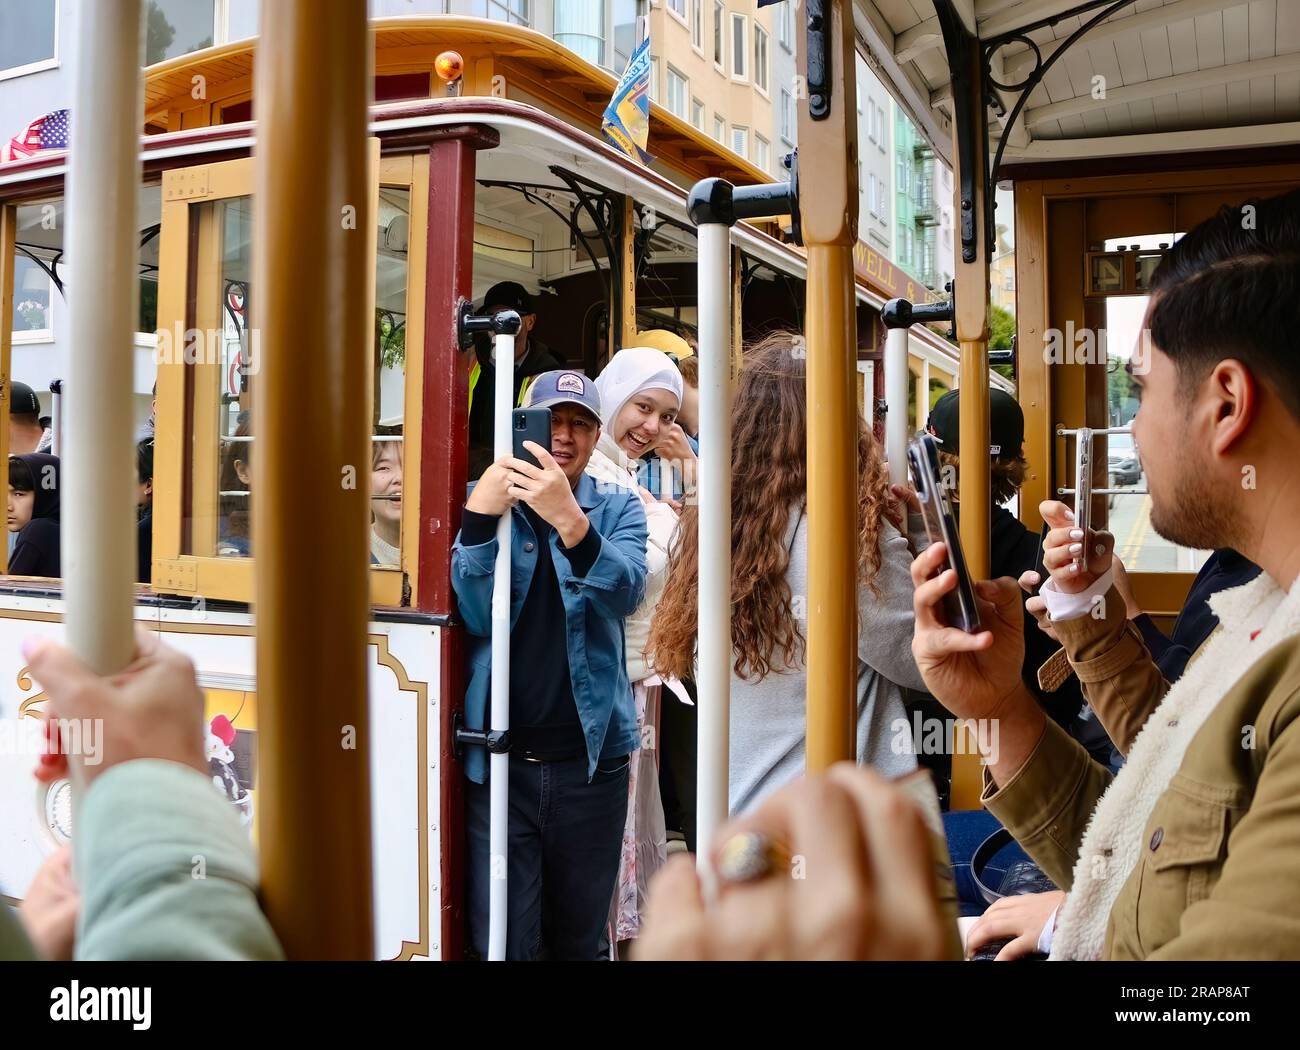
left=144, top=0, right=222, bottom=65
left=555, top=0, right=606, bottom=66
left=877, top=105, right=887, bottom=151
left=868, top=173, right=877, bottom=217
left=779, top=88, right=795, bottom=145
left=756, top=134, right=770, bottom=173
left=856, top=79, right=863, bottom=115
left=613, top=0, right=640, bottom=72
left=1, top=0, right=58, bottom=78
left=691, top=97, right=705, bottom=129
left=714, top=115, right=726, bottom=143
left=777, top=1, right=794, bottom=52
left=667, top=66, right=688, bottom=120
left=880, top=190, right=888, bottom=225
left=648, top=56, right=659, bottom=102
left=713, top=1, right=724, bottom=68
left=866, top=103, right=876, bottom=143
left=667, top=0, right=687, bottom=19
left=753, top=25, right=769, bottom=93
left=486, top=0, right=531, bottom=26
left=731, top=13, right=747, bottom=80
left=691, top=0, right=703, bottom=51
left=731, top=125, right=748, bottom=159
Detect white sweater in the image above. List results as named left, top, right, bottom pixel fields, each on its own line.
left=584, top=432, right=678, bottom=683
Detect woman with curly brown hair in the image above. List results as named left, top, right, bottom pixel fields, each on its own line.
left=647, top=331, right=927, bottom=815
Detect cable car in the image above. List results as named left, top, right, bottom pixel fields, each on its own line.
left=0, top=14, right=992, bottom=960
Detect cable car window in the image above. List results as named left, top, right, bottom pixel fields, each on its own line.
left=371, top=187, right=410, bottom=569
left=1102, top=232, right=1208, bottom=574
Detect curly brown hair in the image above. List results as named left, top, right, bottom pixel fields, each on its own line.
left=647, top=331, right=895, bottom=682
left=936, top=448, right=1028, bottom=506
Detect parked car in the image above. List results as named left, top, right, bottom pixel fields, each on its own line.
left=1108, top=432, right=1141, bottom=487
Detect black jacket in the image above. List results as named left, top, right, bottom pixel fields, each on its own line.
left=10, top=452, right=61, bottom=578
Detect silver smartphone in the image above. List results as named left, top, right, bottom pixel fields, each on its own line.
left=908, top=434, right=982, bottom=633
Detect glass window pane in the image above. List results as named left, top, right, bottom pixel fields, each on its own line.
left=371, top=187, right=410, bottom=569
left=713, top=1, right=723, bottom=64
left=226, top=0, right=260, bottom=42
left=732, top=15, right=745, bottom=77
left=554, top=0, right=605, bottom=67
left=612, top=0, right=637, bottom=72
left=11, top=255, right=54, bottom=336
left=0, top=0, right=56, bottom=72
left=145, top=0, right=216, bottom=66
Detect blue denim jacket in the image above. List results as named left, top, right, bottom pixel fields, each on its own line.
left=451, top=473, right=649, bottom=783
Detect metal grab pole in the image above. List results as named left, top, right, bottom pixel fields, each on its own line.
left=64, top=0, right=141, bottom=673
left=693, top=220, right=732, bottom=883
left=254, top=0, right=373, bottom=958
left=488, top=325, right=516, bottom=961
left=49, top=379, right=63, bottom=459
left=881, top=298, right=956, bottom=486
left=883, top=329, right=910, bottom=486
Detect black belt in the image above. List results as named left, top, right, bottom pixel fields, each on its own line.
left=516, top=750, right=630, bottom=771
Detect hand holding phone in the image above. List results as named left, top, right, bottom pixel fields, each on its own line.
left=512, top=408, right=552, bottom=469
left=907, top=435, right=981, bottom=633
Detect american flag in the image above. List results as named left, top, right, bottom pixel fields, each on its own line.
left=4, top=109, right=70, bottom=163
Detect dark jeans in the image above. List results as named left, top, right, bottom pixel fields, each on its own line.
left=943, top=808, right=1033, bottom=918
left=658, top=681, right=697, bottom=853
left=466, top=752, right=630, bottom=960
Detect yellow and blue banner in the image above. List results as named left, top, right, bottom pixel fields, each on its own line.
left=602, top=35, right=652, bottom=165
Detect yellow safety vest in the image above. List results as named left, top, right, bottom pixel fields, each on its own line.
left=468, top=362, right=534, bottom=415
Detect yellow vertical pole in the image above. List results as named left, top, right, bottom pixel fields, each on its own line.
left=253, top=0, right=374, bottom=958
left=950, top=31, right=992, bottom=812
left=799, top=0, right=859, bottom=770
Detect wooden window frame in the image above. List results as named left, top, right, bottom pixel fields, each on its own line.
left=152, top=148, right=428, bottom=607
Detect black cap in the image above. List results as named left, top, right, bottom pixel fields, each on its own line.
left=9, top=382, right=41, bottom=416
left=927, top=388, right=1024, bottom=458
left=479, top=281, right=534, bottom=315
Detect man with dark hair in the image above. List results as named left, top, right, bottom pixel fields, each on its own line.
left=466, top=281, right=566, bottom=480
left=907, top=188, right=1300, bottom=959
left=8, top=382, right=52, bottom=455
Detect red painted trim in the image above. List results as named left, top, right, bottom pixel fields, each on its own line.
left=419, top=136, right=480, bottom=960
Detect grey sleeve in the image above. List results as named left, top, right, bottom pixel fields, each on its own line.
left=857, top=524, right=929, bottom=692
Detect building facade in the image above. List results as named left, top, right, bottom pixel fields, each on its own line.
left=855, top=53, right=892, bottom=259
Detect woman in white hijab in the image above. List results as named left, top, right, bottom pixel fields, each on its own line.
left=586, top=344, right=684, bottom=952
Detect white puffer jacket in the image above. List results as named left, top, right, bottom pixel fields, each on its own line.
left=585, top=431, right=678, bottom=683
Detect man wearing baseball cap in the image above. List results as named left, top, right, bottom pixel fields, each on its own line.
left=467, top=281, right=566, bottom=480
left=8, top=381, right=52, bottom=456
left=452, top=369, right=648, bottom=960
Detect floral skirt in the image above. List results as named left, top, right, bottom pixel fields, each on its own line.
left=608, top=680, right=668, bottom=951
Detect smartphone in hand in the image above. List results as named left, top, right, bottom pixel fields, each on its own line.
left=512, top=408, right=552, bottom=469
left=908, top=434, right=982, bottom=633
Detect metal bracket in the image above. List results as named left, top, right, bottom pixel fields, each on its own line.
left=452, top=709, right=510, bottom=761
left=934, top=1, right=983, bottom=264
left=805, top=0, right=831, bottom=120
left=457, top=299, right=521, bottom=351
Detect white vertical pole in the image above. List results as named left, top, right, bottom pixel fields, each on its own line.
left=64, top=0, right=142, bottom=673
left=695, top=222, right=731, bottom=890
left=885, top=327, right=910, bottom=487
left=488, top=329, right=514, bottom=961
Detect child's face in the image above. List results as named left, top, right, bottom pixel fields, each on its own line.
left=371, top=443, right=402, bottom=528
left=7, top=485, right=33, bottom=533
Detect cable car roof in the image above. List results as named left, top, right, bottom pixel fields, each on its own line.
left=856, top=0, right=1300, bottom=168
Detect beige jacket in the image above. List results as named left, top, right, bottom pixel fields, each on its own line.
left=986, top=581, right=1300, bottom=959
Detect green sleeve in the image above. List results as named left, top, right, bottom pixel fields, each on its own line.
left=0, top=902, right=38, bottom=960
left=72, top=760, right=284, bottom=961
